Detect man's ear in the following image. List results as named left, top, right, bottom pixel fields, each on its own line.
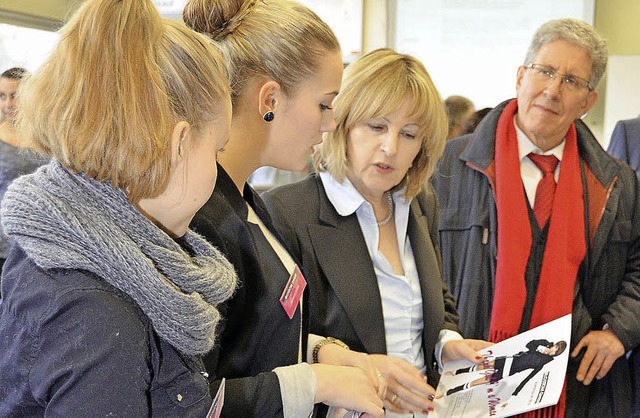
left=257, top=80, right=282, bottom=117
left=515, top=66, right=526, bottom=96
left=580, top=89, right=599, bottom=117
left=170, top=121, right=191, bottom=164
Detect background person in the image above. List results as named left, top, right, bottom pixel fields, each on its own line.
left=263, top=48, right=491, bottom=417
left=444, top=95, right=474, bottom=140
left=433, top=18, right=640, bottom=417
left=183, top=1, right=385, bottom=417
left=607, top=116, right=640, bottom=180
left=0, top=0, right=237, bottom=415
left=0, top=67, right=48, bottom=277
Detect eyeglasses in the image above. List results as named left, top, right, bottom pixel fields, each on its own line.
left=525, top=63, right=593, bottom=92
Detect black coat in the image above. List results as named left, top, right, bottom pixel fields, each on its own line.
left=190, top=165, right=308, bottom=418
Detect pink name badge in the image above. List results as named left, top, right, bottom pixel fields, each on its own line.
left=205, top=378, right=225, bottom=418
left=279, top=264, right=307, bottom=319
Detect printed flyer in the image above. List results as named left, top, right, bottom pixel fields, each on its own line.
left=432, top=314, right=571, bottom=418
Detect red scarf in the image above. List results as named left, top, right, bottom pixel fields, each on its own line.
left=489, top=99, right=586, bottom=418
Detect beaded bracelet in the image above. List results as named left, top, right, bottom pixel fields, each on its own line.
left=312, top=337, right=350, bottom=364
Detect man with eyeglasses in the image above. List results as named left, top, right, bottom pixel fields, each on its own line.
left=433, top=18, right=639, bottom=417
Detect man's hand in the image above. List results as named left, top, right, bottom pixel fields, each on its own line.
left=571, top=329, right=625, bottom=385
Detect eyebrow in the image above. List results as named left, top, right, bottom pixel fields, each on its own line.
left=325, top=90, right=339, bottom=97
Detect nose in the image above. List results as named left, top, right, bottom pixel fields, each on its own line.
left=3, top=96, right=15, bottom=111
left=381, top=132, right=399, bottom=156
left=543, top=76, right=563, bottom=98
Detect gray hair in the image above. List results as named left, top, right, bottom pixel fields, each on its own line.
left=524, top=18, right=608, bottom=89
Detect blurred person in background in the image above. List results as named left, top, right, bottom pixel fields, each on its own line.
left=0, top=67, right=48, bottom=279
left=444, top=95, right=474, bottom=140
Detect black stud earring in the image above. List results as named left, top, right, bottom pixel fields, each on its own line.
left=263, top=110, right=275, bottom=122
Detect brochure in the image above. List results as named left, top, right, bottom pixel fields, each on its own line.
left=432, top=314, right=571, bottom=418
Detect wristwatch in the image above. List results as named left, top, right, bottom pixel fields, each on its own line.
left=312, top=337, right=349, bottom=363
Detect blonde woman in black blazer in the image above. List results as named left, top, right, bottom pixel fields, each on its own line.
left=264, top=49, right=491, bottom=417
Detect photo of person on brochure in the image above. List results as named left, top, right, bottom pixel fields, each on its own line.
left=438, top=339, right=567, bottom=399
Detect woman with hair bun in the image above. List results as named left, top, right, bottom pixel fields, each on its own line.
left=184, top=1, right=385, bottom=417
left=0, top=0, right=236, bottom=416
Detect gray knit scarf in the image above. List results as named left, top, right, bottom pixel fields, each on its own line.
left=1, top=160, right=237, bottom=356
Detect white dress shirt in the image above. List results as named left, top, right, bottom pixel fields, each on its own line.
left=515, top=117, right=565, bottom=207
left=319, top=172, right=462, bottom=375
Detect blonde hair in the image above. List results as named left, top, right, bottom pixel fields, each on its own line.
left=183, top=0, right=340, bottom=104
left=16, top=0, right=230, bottom=201
left=314, top=48, right=447, bottom=198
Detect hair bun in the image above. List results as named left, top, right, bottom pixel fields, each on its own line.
left=183, top=0, right=252, bottom=41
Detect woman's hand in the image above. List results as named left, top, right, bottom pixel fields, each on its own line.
left=442, top=339, right=493, bottom=364
left=311, top=363, right=385, bottom=418
left=369, top=354, right=436, bottom=414
left=316, top=343, right=387, bottom=399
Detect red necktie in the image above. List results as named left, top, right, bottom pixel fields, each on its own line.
left=528, top=153, right=559, bottom=228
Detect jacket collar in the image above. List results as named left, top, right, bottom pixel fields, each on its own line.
left=461, top=99, right=621, bottom=190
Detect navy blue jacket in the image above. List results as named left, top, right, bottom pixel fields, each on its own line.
left=0, top=246, right=212, bottom=417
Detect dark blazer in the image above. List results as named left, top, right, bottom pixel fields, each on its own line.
left=190, top=165, right=309, bottom=418
left=262, top=174, right=460, bottom=384
left=607, top=117, right=640, bottom=180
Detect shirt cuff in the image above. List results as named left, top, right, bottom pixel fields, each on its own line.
left=273, top=362, right=316, bottom=418
left=435, top=329, right=464, bottom=372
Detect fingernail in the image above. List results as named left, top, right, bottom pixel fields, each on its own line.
left=475, top=356, right=482, bottom=360
left=428, top=393, right=435, bottom=401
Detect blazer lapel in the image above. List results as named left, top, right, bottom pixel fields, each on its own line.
left=308, top=191, right=387, bottom=354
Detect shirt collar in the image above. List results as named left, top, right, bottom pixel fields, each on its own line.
left=319, top=171, right=412, bottom=218
left=514, top=116, right=565, bottom=161
left=319, top=171, right=367, bottom=216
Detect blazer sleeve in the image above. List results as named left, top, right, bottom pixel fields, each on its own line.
left=607, top=120, right=629, bottom=162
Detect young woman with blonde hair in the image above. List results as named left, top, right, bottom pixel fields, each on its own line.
left=0, top=0, right=237, bottom=415
left=184, top=0, right=385, bottom=416
left=264, top=49, right=491, bottom=417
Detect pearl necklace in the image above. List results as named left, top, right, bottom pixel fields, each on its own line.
left=377, top=191, right=395, bottom=227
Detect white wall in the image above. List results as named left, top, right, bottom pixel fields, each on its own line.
left=389, top=0, right=595, bottom=109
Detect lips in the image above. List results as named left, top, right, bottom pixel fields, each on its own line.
left=533, top=103, right=559, bottom=115
left=374, top=162, right=393, bottom=172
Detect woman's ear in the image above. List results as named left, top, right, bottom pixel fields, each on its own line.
left=170, top=121, right=191, bottom=164
left=257, top=80, right=281, bottom=119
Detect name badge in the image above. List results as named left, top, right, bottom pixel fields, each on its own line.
left=279, top=264, right=307, bottom=319
left=206, top=378, right=225, bottom=418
